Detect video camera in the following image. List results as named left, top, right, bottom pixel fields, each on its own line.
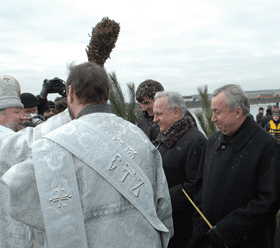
left=29, top=113, right=45, bottom=126
left=45, top=77, right=66, bottom=97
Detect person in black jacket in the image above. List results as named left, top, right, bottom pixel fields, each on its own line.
left=136, top=80, right=198, bottom=142
left=153, top=91, right=207, bottom=248
left=20, top=92, right=40, bottom=128
left=255, top=107, right=264, bottom=124
left=136, top=80, right=164, bottom=142
left=189, top=84, right=280, bottom=248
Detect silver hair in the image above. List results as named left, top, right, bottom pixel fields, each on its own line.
left=154, top=91, right=187, bottom=114
left=213, top=84, right=250, bottom=116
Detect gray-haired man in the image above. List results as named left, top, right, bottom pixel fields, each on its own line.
left=153, top=91, right=207, bottom=248
left=189, top=84, right=280, bottom=248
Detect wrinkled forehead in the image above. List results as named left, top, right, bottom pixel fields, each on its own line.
left=154, top=96, right=169, bottom=110
left=211, top=92, right=228, bottom=109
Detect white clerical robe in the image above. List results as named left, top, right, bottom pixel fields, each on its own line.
left=0, top=109, right=71, bottom=247
left=3, top=112, right=174, bottom=248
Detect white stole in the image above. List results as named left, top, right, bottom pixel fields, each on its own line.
left=32, top=139, right=88, bottom=248
left=45, top=120, right=169, bottom=233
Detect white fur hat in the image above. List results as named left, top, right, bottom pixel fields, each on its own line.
left=0, top=75, right=24, bottom=110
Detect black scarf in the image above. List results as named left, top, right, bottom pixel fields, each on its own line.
left=154, top=115, right=194, bottom=147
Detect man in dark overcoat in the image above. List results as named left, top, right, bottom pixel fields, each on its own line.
left=153, top=91, right=207, bottom=248
left=136, top=80, right=197, bottom=142
left=255, top=106, right=264, bottom=124
left=136, top=79, right=164, bottom=142
left=189, top=84, right=280, bottom=248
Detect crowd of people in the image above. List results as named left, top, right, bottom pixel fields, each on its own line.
left=256, top=104, right=280, bottom=141
left=17, top=79, right=68, bottom=129
left=1, top=62, right=280, bottom=248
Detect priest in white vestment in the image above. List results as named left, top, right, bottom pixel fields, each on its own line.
left=0, top=75, right=33, bottom=248
left=2, top=62, right=174, bottom=248
left=0, top=76, right=71, bottom=247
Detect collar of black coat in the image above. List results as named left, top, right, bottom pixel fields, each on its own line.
left=216, top=116, right=259, bottom=152
left=142, top=111, right=154, bottom=120
left=77, top=103, right=112, bottom=119
left=154, top=115, right=194, bottom=147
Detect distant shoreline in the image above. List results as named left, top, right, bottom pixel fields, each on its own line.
left=186, top=98, right=279, bottom=109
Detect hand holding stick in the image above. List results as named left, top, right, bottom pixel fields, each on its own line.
left=182, top=189, right=228, bottom=248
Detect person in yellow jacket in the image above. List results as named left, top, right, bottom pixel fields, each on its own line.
left=265, top=112, right=280, bottom=140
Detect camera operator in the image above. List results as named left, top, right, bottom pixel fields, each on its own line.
left=0, top=75, right=72, bottom=247
left=20, top=92, right=45, bottom=128
left=37, top=77, right=66, bottom=116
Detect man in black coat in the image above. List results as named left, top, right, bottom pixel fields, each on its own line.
left=136, top=80, right=198, bottom=142
left=136, top=79, right=164, bottom=142
left=20, top=92, right=40, bottom=128
left=153, top=91, right=207, bottom=248
left=189, top=84, right=280, bottom=248
left=255, top=106, right=264, bottom=124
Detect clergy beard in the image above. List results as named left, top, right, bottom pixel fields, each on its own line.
left=6, top=121, right=22, bottom=132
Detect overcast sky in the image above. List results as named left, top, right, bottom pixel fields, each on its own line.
left=1, top=0, right=280, bottom=101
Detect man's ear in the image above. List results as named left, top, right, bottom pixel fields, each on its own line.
left=67, top=85, right=74, bottom=104
left=173, top=106, right=182, bottom=117
left=235, top=107, right=244, bottom=119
